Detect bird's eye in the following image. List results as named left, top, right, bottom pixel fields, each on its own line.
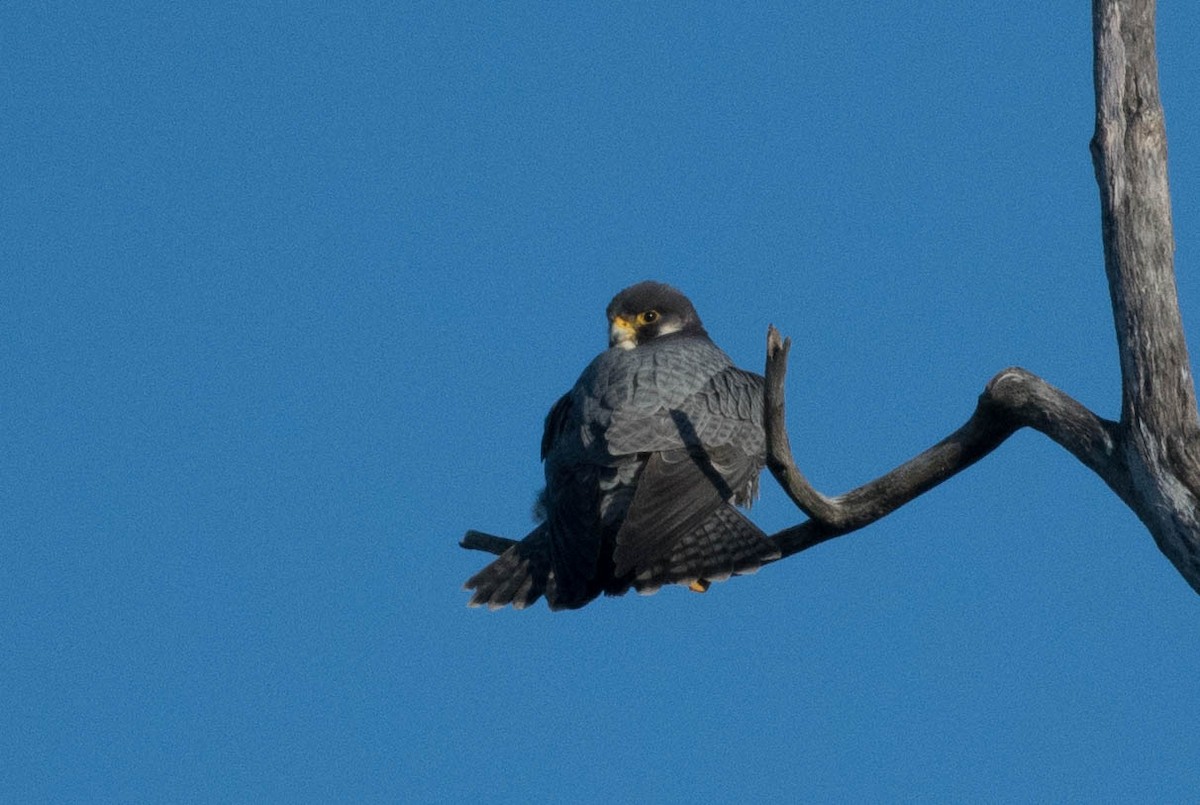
left=639, top=310, right=659, bottom=324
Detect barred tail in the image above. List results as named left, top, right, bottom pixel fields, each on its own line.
left=463, top=526, right=552, bottom=610
left=631, top=504, right=780, bottom=595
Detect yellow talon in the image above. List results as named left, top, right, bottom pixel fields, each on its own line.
left=688, top=579, right=711, bottom=593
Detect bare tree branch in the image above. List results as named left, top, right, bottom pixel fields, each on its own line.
left=1092, top=0, right=1200, bottom=589
left=461, top=530, right=516, bottom=555
left=763, top=327, right=1017, bottom=536
left=762, top=327, right=1130, bottom=561
left=764, top=0, right=1200, bottom=594
left=1092, top=0, right=1196, bottom=438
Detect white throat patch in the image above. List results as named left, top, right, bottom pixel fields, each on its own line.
left=609, top=321, right=637, bottom=349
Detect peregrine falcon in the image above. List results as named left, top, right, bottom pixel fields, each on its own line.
left=465, top=281, right=779, bottom=610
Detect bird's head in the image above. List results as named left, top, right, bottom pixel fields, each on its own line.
left=606, top=281, right=708, bottom=349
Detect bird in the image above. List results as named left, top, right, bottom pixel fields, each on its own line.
left=464, top=280, right=779, bottom=610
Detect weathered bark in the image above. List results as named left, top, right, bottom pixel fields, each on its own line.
left=761, top=0, right=1200, bottom=593
left=760, top=332, right=1133, bottom=560
left=462, top=0, right=1200, bottom=595
left=1090, top=0, right=1200, bottom=586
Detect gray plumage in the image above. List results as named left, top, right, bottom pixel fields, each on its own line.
left=465, top=281, right=778, bottom=610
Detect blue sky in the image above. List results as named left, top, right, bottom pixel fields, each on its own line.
left=5, top=2, right=1200, bottom=801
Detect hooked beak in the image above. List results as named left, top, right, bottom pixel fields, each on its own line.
left=609, top=315, right=637, bottom=349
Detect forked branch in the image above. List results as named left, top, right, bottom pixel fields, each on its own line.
left=761, top=327, right=1130, bottom=561
left=766, top=0, right=1200, bottom=594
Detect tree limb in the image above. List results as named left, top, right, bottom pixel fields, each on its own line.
left=761, top=327, right=1130, bottom=561
left=766, top=0, right=1200, bottom=593
left=1090, top=0, right=1200, bottom=590
left=1092, top=0, right=1197, bottom=438
left=461, top=530, right=516, bottom=555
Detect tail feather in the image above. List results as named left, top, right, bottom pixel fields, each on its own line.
left=464, top=507, right=777, bottom=609
left=464, top=526, right=552, bottom=610
left=632, top=504, right=779, bottom=595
